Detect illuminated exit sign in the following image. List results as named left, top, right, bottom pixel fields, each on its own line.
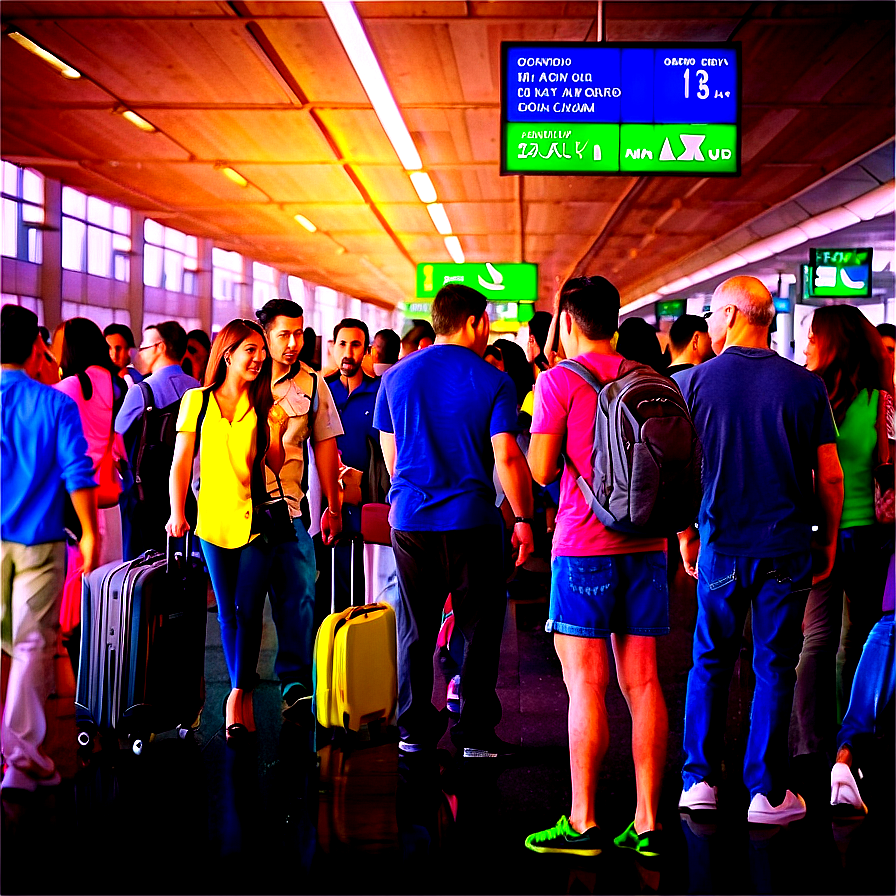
left=416, top=262, right=538, bottom=301
left=501, top=42, right=741, bottom=176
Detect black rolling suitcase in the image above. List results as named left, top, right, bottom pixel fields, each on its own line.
left=75, top=535, right=208, bottom=756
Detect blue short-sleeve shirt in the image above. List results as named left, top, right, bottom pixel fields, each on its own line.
left=374, top=344, right=520, bottom=532
left=673, top=347, right=837, bottom=557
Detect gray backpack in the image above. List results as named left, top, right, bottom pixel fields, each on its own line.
left=559, top=358, right=702, bottom=535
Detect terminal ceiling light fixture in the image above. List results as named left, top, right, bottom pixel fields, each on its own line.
left=7, top=31, right=81, bottom=79
left=426, top=203, right=453, bottom=236
left=294, top=214, right=317, bottom=233
left=217, top=166, right=249, bottom=188
left=444, top=236, right=465, bottom=265
left=120, top=110, right=156, bottom=133
left=323, top=1, right=422, bottom=172
left=409, top=172, right=437, bottom=204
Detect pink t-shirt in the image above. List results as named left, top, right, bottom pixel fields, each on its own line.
left=55, top=366, right=126, bottom=473
left=531, top=352, right=667, bottom=558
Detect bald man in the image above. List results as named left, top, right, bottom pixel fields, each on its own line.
left=673, top=276, right=844, bottom=825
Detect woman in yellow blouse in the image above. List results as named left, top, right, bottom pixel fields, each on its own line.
left=167, top=319, right=286, bottom=745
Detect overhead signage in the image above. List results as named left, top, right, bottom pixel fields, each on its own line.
left=501, top=42, right=741, bottom=176
left=806, top=248, right=873, bottom=298
left=656, top=299, right=686, bottom=321
left=416, top=262, right=538, bottom=301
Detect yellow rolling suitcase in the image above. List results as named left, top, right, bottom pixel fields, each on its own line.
left=313, top=536, right=398, bottom=732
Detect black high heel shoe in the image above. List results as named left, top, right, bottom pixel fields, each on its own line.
left=223, top=692, right=248, bottom=747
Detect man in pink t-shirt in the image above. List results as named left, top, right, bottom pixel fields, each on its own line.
left=524, top=276, right=669, bottom=860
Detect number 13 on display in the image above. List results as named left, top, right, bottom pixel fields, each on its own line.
left=683, top=68, right=709, bottom=99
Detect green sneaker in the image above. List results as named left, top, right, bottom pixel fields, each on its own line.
left=612, top=820, right=661, bottom=857
left=524, top=815, right=603, bottom=856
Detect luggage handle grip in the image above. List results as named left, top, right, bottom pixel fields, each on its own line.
left=166, top=531, right=195, bottom=573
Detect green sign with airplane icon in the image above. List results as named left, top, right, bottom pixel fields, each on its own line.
left=806, top=248, right=873, bottom=298
left=415, top=262, right=538, bottom=301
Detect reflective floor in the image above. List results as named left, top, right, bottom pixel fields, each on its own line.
left=2, top=562, right=893, bottom=895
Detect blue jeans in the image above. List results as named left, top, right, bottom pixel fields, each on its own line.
left=837, top=612, right=895, bottom=752
left=682, top=544, right=812, bottom=798
left=200, top=537, right=273, bottom=690
left=268, top=519, right=317, bottom=693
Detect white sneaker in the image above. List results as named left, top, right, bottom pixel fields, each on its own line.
left=830, top=763, right=867, bottom=816
left=747, top=790, right=806, bottom=824
left=679, top=780, right=718, bottom=811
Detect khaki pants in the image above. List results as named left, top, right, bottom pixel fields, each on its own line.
left=1, top=540, right=66, bottom=791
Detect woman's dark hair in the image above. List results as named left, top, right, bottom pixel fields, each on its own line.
left=56, top=317, right=122, bottom=381
left=616, top=317, right=666, bottom=372
left=483, top=344, right=503, bottom=365
left=299, top=327, right=318, bottom=368
left=558, top=275, right=620, bottom=341
left=256, top=298, right=304, bottom=331
left=494, top=338, right=535, bottom=406
left=810, top=304, right=888, bottom=426
left=185, top=329, right=211, bottom=351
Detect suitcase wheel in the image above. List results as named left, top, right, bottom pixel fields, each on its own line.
left=130, top=733, right=154, bottom=756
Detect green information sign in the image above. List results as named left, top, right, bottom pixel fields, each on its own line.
left=416, top=262, right=538, bottom=301
left=656, top=299, right=686, bottom=321
left=806, top=248, right=873, bottom=298
left=508, top=123, right=736, bottom=174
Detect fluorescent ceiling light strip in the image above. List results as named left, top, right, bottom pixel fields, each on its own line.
left=121, top=110, right=156, bottom=132
left=444, top=236, right=465, bottom=264
left=410, top=171, right=437, bottom=204
left=8, top=31, right=81, bottom=79
left=294, top=214, right=317, bottom=233
left=220, top=167, right=248, bottom=188
left=323, top=1, right=422, bottom=171
left=427, top=203, right=453, bottom=236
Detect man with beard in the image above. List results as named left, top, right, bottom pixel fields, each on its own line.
left=320, top=319, right=381, bottom=615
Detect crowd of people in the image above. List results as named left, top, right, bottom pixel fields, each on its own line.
left=1, top=275, right=893, bottom=865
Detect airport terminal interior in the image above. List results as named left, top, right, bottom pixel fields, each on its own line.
left=1, top=2, right=895, bottom=894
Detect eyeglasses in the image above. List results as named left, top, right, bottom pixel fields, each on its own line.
left=138, top=341, right=162, bottom=351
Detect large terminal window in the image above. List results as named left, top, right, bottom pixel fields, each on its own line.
left=144, top=220, right=198, bottom=295
left=252, top=262, right=279, bottom=307
left=212, top=247, right=243, bottom=302
left=2, top=162, right=44, bottom=264
left=62, top=187, right=130, bottom=279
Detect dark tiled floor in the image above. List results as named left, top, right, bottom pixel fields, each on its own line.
left=2, top=562, right=893, bottom=895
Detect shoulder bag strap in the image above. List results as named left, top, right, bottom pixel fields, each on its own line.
left=133, top=381, right=155, bottom=500
left=877, top=389, right=892, bottom=466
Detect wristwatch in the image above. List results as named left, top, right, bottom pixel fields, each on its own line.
left=514, top=517, right=534, bottom=525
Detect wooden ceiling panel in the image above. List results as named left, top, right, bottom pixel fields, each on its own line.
left=289, top=203, right=383, bottom=234
left=4, top=107, right=191, bottom=162
left=1, top=40, right=114, bottom=105
left=146, top=110, right=337, bottom=164
left=463, top=234, right=518, bottom=262
left=181, top=204, right=295, bottom=236
left=2, top=2, right=237, bottom=17
left=315, top=110, right=395, bottom=164
left=443, top=202, right=515, bottom=235
left=430, top=166, right=516, bottom=203
left=526, top=200, right=616, bottom=234
left=352, top=166, right=418, bottom=205
left=252, top=20, right=368, bottom=104
left=377, top=203, right=440, bottom=235
left=31, top=19, right=290, bottom=104
left=240, top=164, right=360, bottom=204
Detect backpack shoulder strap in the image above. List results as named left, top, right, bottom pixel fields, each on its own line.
left=192, top=388, right=212, bottom=459
left=132, top=382, right=155, bottom=498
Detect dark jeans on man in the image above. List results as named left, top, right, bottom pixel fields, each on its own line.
left=391, top=524, right=507, bottom=748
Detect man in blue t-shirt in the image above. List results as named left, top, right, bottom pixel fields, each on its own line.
left=2, top=305, right=99, bottom=794
left=375, top=284, right=534, bottom=757
left=674, top=276, right=844, bottom=825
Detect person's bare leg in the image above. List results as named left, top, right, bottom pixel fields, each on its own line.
left=612, top=633, right=667, bottom=833
left=555, top=633, right=611, bottom=833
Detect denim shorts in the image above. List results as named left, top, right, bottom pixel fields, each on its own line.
left=546, top=551, right=669, bottom=638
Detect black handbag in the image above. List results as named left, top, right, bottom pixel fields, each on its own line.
left=252, top=471, right=297, bottom=545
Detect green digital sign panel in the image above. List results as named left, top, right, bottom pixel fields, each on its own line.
left=416, top=262, right=538, bottom=301
left=502, top=42, right=741, bottom=176
left=806, top=248, right=873, bottom=298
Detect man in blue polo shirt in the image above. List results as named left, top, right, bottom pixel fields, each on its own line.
left=322, top=318, right=381, bottom=613
left=1, top=305, right=100, bottom=794
left=375, top=284, right=534, bottom=758
left=115, top=320, right=200, bottom=559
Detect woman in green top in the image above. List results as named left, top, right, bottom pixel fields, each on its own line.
left=793, top=304, right=893, bottom=761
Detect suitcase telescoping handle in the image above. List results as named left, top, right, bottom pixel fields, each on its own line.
left=329, top=534, right=360, bottom=615
left=166, top=531, right=195, bottom=574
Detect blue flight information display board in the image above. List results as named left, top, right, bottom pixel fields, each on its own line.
left=501, top=42, right=741, bottom=176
